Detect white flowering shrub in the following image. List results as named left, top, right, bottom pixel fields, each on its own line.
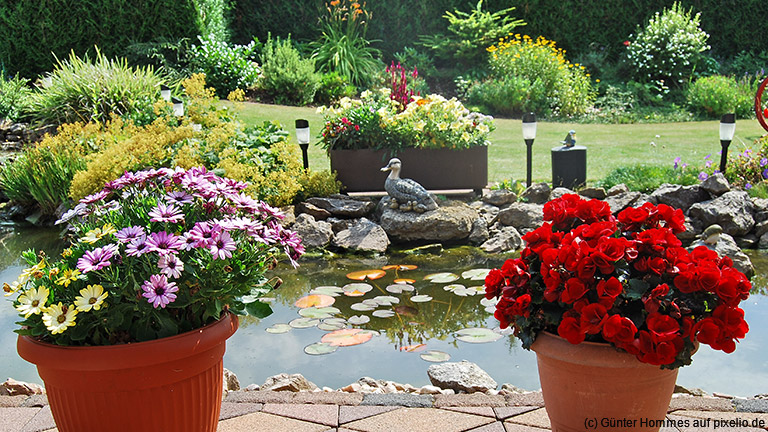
left=627, top=2, right=709, bottom=88
left=189, top=35, right=261, bottom=97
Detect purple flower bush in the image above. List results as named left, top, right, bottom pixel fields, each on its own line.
left=8, top=167, right=303, bottom=345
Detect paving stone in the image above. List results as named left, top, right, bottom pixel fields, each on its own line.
left=504, top=392, right=544, bottom=407
left=343, top=407, right=494, bottom=432
left=20, top=406, right=55, bottom=432
left=434, top=394, right=505, bottom=408
left=494, top=406, right=539, bottom=420
left=667, top=413, right=766, bottom=431
left=293, top=392, right=363, bottom=406
left=668, top=396, right=735, bottom=412
left=0, top=408, right=40, bottom=432
left=733, top=399, right=768, bottom=413
left=466, top=421, right=507, bottom=431
left=216, top=412, right=329, bottom=432
left=0, top=396, right=28, bottom=408
left=339, top=406, right=400, bottom=424
left=504, top=408, right=550, bottom=429
left=19, top=396, right=47, bottom=408
left=361, top=393, right=433, bottom=408
left=219, top=402, right=263, bottom=420
left=671, top=410, right=768, bottom=426
left=224, top=390, right=296, bottom=404
left=262, top=403, right=338, bottom=427
left=502, top=423, right=549, bottom=432
left=438, top=406, right=495, bottom=418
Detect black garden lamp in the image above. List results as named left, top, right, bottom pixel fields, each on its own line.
left=172, top=97, right=184, bottom=117
left=522, top=113, right=537, bottom=187
left=719, top=113, right=736, bottom=173
left=295, top=119, right=310, bottom=169
left=160, top=85, right=171, bottom=102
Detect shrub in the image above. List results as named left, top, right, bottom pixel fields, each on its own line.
left=596, top=163, right=699, bottom=193
left=686, top=75, right=754, bottom=119
left=723, top=50, right=768, bottom=76
left=0, top=75, right=32, bottom=122
left=626, top=2, right=710, bottom=89
left=122, top=37, right=193, bottom=83
left=466, top=75, right=546, bottom=117
left=30, top=48, right=163, bottom=126
left=258, top=37, right=320, bottom=106
left=314, top=72, right=356, bottom=106
left=188, top=35, right=261, bottom=98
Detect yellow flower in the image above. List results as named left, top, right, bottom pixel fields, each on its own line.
left=80, top=225, right=114, bottom=244
left=42, top=303, right=78, bottom=335
left=55, top=269, right=81, bottom=287
left=101, top=223, right=117, bottom=237
left=3, top=281, right=21, bottom=297
left=16, top=286, right=49, bottom=318
left=74, top=284, right=108, bottom=312
left=62, top=248, right=73, bottom=258
left=20, top=259, right=46, bottom=281
left=48, top=267, right=60, bottom=278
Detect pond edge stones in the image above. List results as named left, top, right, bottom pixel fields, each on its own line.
left=427, top=360, right=498, bottom=394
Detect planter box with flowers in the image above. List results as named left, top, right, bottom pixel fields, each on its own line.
left=318, top=64, right=494, bottom=193
left=8, top=167, right=303, bottom=432
left=484, top=194, right=751, bottom=432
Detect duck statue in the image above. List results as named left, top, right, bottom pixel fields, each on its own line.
left=381, top=158, right=438, bottom=213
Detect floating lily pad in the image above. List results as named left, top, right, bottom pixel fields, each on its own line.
left=309, top=286, right=344, bottom=297
left=462, top=268, right=491, bottom=281
left=348, top=315, right=370, bottom=325
left=424, top=273, right=459, bottom=283
left=321, top=328, right=374, bottom=347
left=298, top=306, right=341, bottom=319
left=382, top=264, right=418, bottom=271
left=350, top=302, right=375, bottom=312
left=295, top=294, right=336, bottom=308
left=346, top=269, right=387, bottom=281
left=362, top=298, right=380, bottom=307
left=372, top=295, right=400, bottom=306
left=265, top=323, right=292, bottom=334
left=393, top=278, right=416, bottom=284
left=410, top=295, right=433, bottom=303
left=420, top=350, right=451, bottom=363
left=455, top=327, right=504, bottom=343
left=444, top=284, right=466, bottom=292
left=372, top=309, right=395, bottom=318
left=358, top=329, right=380, bottom=337
left=394, top=305, right=419, bottom=316
left=343, top=283, right=373, bottom=297
left=289, top=317, right=320, bottom=329
left=317, top=321, right=346, bottom=331
left=386, top=284, right=415, bottom=294
left=304, top=342, right=338, bottom=355
left=468, top=286, right=485, bottom=295
left=399, top=343, right=426, bottom=352
left=444, top=284, right=476, bottom=296
left=323, top=317, right=347, bottom=326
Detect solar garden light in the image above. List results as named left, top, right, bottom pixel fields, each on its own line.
left=172, top=97, right=184, bottom=117
left=522, top=113, right=537, bottom=187
left=719, top=113, right=736, bottom=173
left=160, top=84, right=172, bottom=102
left=295, top=119, right=311, bottom=169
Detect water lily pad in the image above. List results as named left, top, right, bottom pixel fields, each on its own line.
left=323, top=317, right=347, bottom=326
left=382, top=264, right=418, bottom=271
left=386, top=284, right=415, bottom=294
left=420, top=350, right=451, bottom=363
left=298, top=306, right=340, bottom=319
left=348, top=315, right=370, bottom=325
left=372, top=295, right=400, bottom=306
left=289, top=317, right=320, bottom=329
left=358, top=329, right=380, bottom=337
left=393, top=305, right=418, bottom=316
left=462, top=268, right=491, bottom=281
left=399, top=343, right=426, bottom=352
left=350, top=302, right=375, bottom=312
left=372, top=309, right=395, bottom=318
left=393, top=278, right=416, bottom=284
left=343, top=283, right=373, bottom=297
left=444, top=284, right=466, bottom=292
left=469, top=286, right=485, bottom=295
left=455, top=327, right=504, bottom=343
left=304, top=342, right=338, bottom=355
left=362, top=298, right=380, bottom=307
left=410, top=295, right=433, bottom=303
left=265, top=323, right=292, bottom=334
left=321, top=328, right=374, bottom=347
left=346, top=269, right=387, bottom=281
left=317, top=321, right=346, bottom=331
left=295, top=294, right=336, bottom=308
left=444, top=284, right=475, bottom=296
left=424, top=273, right=459, bottom=283
left=310, top=286, right=344, bottom=297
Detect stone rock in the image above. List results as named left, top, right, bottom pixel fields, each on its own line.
left=607, top=184, right=629, bottom=196
left=297, top=202, right=331, bottom=220
left=333, top=218, right=390, bottom=253
left=469, top=201, right=500, bottom=224
left=1, top=378, right=44, bottom=396
left=481, top=226, right=522, bottom=253
left=427, top=360, right=497, bottom=393
left=549, top=187, right=574, bottom=200
left=482, top=189, right=516, bottom=206
left=579, top=187, right=607, bottom=200
left=292, top=213, right=333, bottom=249
left=279, top=206, right=296, bottom=227
left=755, top=220, right=768, bottom=239
left=520, top=182, right=551, bottom=204
left=690, top=233, right=755, bottom=278
left=244, top=384, right=260, bottom=391
left=752, top=198, right=768, bottom=223
left=306, top=197, right=375, bottom=218
left=676, top=217, right=700, bottom=245
left=688, top=191, right=755, bottom=236
left=650, top=184, right=710, bottom=212
left=735, top=234, right=758, bottom=249
left=700, top=173, right=731, bottom=196
left=674, top=384, right=707, bottom=396
left=468, top=217, right=490, bottom=245
left=604, top=191, right=642, bottom=214
left=418, top=385, right=443, bottom=395
left=379, top=201, right=477, bottom=242
left=497, top=203, right=543, bottom=230
left=261, top=373, right=318, bottom=392
left=223, top=368, right=240, bottom=391
left=327, top=217, right=354, bottom=234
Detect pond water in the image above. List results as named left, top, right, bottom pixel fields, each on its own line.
left=1, top=225, right=766, bottom=397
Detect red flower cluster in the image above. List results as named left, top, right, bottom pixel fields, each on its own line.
left=485, top=194, right=751, bottom=368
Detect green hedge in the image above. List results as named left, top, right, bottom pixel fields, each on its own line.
left=0, top=0, right=212, bottom=79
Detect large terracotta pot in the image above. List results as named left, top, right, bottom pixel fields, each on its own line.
left=531, top=331, right=678, bottom=432
left=17, top=312, right=238, bottom=432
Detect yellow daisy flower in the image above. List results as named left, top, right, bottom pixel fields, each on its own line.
left=42, top=303, right=78, bottom=335
left=55, top=269, right=81, bottom=287
left=74, top=284, right=108, bottom=312
left=3, top=281, right=21, bottom=297
left=15, top=286, right=49, bottom=318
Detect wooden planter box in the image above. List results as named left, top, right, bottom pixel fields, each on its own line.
left=329, top=146, right=488, bottom=193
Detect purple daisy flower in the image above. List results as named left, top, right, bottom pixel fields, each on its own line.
left=179, top=232, right=199, bottom=251
left=229, top=192, right=260, bottom=213
left=258, top=202, right=284, bottom=220
left=165, top=191, right=194, bottom=205
left=116, top=226, right=146, bottom=243
left=188, top=222, right=219, bottom=247
left=141, top=274, right=178, bottom=308
left=126, top=236, right=149, bottom=257
left=79, top=190, right=109, bottom=205
left=209, top=231, right=236, bottom=260
left=158, top=254, right=184, bottom=279
left=145, top=231, right=184, bottom=256
left=148, top=202, right=184, bottom=223
left=77, top=244, right=119, bottom=273
left=55, top=203, right=87, bottom=225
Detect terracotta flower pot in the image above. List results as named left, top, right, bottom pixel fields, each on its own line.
left=17, top=312, right=238, bottom=432
left=531, top=331, right=678, bottom=432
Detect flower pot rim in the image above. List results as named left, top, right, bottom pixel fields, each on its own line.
left=17, top=312, right=238, bottom=371
left=531, top=331, right=662, bottom=370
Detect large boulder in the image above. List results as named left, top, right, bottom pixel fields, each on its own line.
left=482, top=189, right=516, bottom=207
left=497, top=202, right=543, bottom=231
left=688, top=191, right=755, bottom=236
left=427, top=360, right=497, bottom=393
left=700, top=173, right=730, bottom=196
left=520, top=182, right=551, bottom=204
left=469, top=218, right=490, bottom=245
left=292, top=213, right=333, bottom=249
left=306, top=197, right=375, bottom=218
left=604, top=191, right=642, bottom=214
left=332, top=218, right=390, bottom=253
left=378, top=201, right=477, bottom=242
left=649, top=184, right=710, bottom=212
left=261, top=373, right=318, bottom=392
left=481, top=225, right=522, bottom=253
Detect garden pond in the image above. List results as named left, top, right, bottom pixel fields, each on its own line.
left=1, top=225, right=766, bottom=397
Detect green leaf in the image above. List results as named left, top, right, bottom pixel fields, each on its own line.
left=246, top=301, right=274, bottom=318
left=625, top=279, right=649, bottom=300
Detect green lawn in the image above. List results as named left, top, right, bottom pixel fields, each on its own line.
left=234, top=102, right=767, bottom=186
